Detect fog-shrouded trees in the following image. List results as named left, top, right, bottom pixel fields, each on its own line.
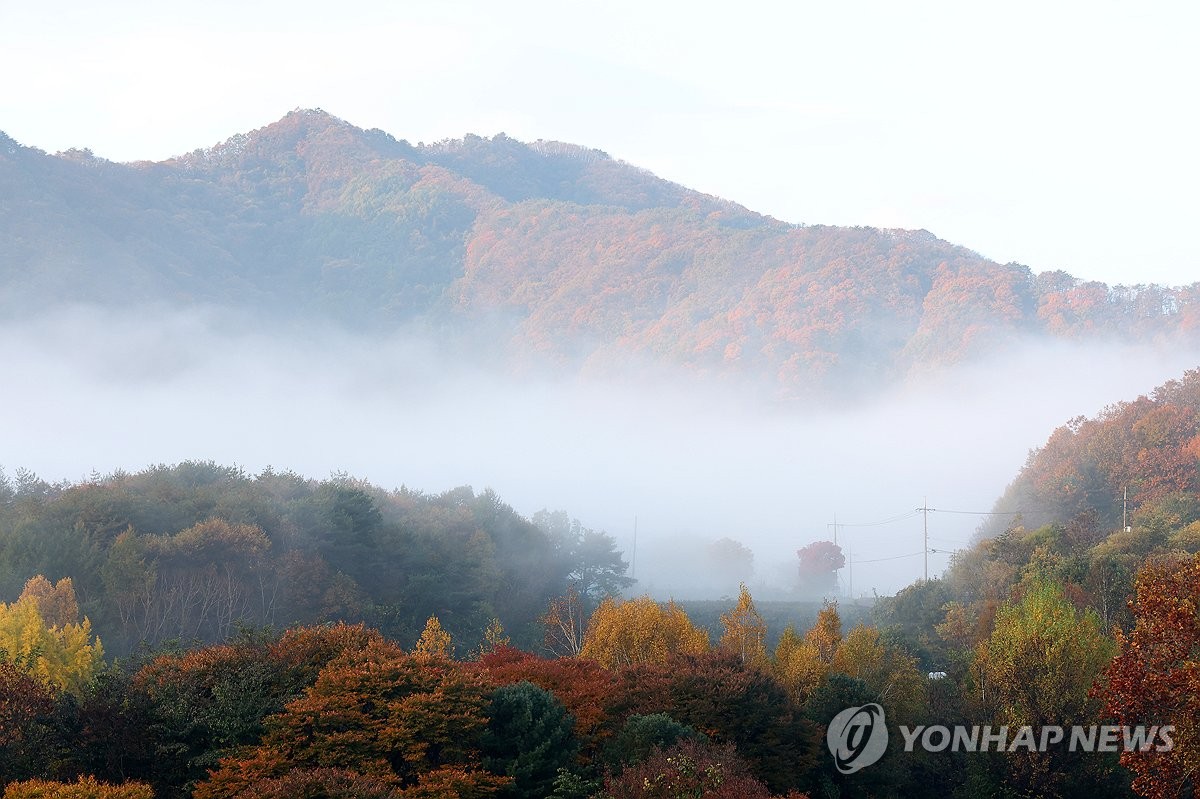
left=0, top=464, right=633, bottom=657
left=796, top=541, right=844, bottom=598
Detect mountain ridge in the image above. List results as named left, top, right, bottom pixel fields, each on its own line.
left=2, top=109, right=1198, bottom=400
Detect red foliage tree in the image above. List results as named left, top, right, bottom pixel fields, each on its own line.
left=1099, top=553, right=1200, bottom=799
left=796, top=541, right=844, bottom=597
left=475, top=645, right=618, bottom=751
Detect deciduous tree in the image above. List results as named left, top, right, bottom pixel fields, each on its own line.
left=772, top=603, right=841, bottom=705
left=0, top=586, right=103, bottom=693
left=0, top=661, right=58, bottom=781
left=975, top=576, right=1115, bottom=797
left=719, top=583, right=767, bottom=667
left=1100, top=553, right=1200, bottom=799
left=580, top=597, right=708, bottom=669
left=540, top=587, right=587, bottom=658
left=412, top=615, right=453, bottom=661
left=194, top=642, right=507, bottom=798
left=601, top=739, right=783, bottom=799
left=796, top=542, right=844, bottom=598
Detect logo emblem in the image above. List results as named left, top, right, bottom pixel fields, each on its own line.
left=827, top=703, right=888, bottom=774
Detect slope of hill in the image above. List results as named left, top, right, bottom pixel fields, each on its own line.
left=3, top=109, right=1198, bottom=399
left=984, top=368, right=1200, bottom=538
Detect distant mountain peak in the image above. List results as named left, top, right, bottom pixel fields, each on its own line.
left=171, top=108, right=374, bottom=171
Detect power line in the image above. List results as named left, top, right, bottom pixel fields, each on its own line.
left=852, top=551, right=925, bottom=564
left=834, top=510, right=922, bottom=528
left=928, top=508, right=1022, bottom=516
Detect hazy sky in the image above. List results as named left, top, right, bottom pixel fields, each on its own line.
left=2, top=0, right=1197, bottom=287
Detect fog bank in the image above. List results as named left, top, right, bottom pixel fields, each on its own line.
left=3, top=305, right=1197, bottom=596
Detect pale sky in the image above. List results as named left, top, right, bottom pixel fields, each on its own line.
left=2, top=0, right=1198, bottom=287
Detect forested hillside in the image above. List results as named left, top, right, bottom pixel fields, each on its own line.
left=985, top=367, right=1200, bottom=537
left=0, top=463, right=630, bottom=655
left=3, top=110, right=1198, bottom=399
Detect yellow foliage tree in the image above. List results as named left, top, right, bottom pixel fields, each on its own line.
left=413, top=615, right=454, bottom=661
left=976, top=577, right=1112, bottom=727
left=3, top=776, right=153, bottom=799
left=719, top=583, right=767, bottom=667
left=0, top=579, right=103, bottom=693
left=480, top=617, right=510, bottom=654
left=18, top=575, right=80, bottom=628
left=580, top=596, right=709, bottom=668
left=831, top=624, right=926, bottom=720
left=772, top=626, right=827, bottom=704
left=973, top=576, right=1114, bottom=796
left=772, top=603, right=842, bottom=703
left=807, top=601, right=842, bottom=662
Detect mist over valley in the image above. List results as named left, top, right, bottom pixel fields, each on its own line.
left=4, top=302, right=1195, bottom=597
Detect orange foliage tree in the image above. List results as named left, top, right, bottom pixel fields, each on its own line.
left=193, top=640, right=508, bottom=798
left=132, top=623, right=384, bottom=790
left=17, top=575, right=80, bottom=628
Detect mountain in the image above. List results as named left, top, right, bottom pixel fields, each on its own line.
left=3, top=109, right=1198, bottom=399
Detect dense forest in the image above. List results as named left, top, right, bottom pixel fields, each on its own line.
left=3, top=370, right=1200, bottom=797
left=3, top=110, right=1199, bottom=400
left=0, top=465, right=635, bottom=655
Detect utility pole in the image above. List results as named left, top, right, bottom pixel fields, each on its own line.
left=830, top=515, right=843, bottom=597
left=918, top=497, right=929, bottom=582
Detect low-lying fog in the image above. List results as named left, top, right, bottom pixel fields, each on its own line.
left=4, top=306, right=1197, bottom=598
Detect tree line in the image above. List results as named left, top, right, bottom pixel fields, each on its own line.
left=0, top=462, right=630, bottom=656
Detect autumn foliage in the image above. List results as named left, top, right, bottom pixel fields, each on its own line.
left=580, top=596, right=709, bottom=668
left=7, top=110, right=1199, bottom=407
left=194, top=640, right=509, bottom=797
left=1101, top=553, right=1200, bottom=799
left=0, top=576, right=103, bottom=693
left=2, top=776, right=153, bottom=799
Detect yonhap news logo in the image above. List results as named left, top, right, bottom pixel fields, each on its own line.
left=826, top=703, right=889, bottom=774
left=826, top=704, right=1175, bottom=774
